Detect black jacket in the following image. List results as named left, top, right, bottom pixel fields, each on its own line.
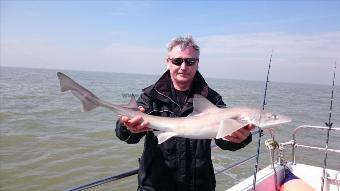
left=115, top=71, right=252, bottom=191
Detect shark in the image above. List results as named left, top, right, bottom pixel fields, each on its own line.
left=57, top=72, right=291, bottom=144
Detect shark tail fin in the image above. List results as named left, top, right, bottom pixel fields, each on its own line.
left=57, top=72, right=100, bottom=112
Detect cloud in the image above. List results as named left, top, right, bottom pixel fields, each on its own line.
left=99, top=43, right=166, bottom=73
left=1, top=32, right=339, bottom=85
left=197, top=32, right=340, bottom=84
left=107, top=1, right=152, bottom=17
left=0, top=39, right=167, bottom=74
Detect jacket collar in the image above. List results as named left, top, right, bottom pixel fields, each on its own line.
left=143, top=70, right=209, bottom=105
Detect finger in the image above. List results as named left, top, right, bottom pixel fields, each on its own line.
left=131, top=125, right=152, bottom=133
left=246, top=124, right=256, bottom=131
left=224, top=135, right=242, bottom=143
left=235, top=127, right=249, bottom=137
left=121, top=116, right=132, bottom=128
left=126, top=124, right=140, bottom=133
left=238, top=127, right=247, bottom=133
left=135, top=126, right=152, bottom=133
left=139, top=120, right=149, bottom=128
left=231, top=131, right=246, bottom=140
left=120, top=116, right=130, bottom=123
left=134, top=120, right=150, bottom=132
left=128, top=116, right=144, bottom=126
left=138, top=106, right=146, bottom=113
left=230, top=128, right=249, bottom=141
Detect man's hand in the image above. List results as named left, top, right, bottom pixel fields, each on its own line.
left=224, top=124, right=255, bottom=143
left=120, top=106, right=151, bottom=133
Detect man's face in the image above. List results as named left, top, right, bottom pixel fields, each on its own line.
left=166, top=45, right=199, bottom=90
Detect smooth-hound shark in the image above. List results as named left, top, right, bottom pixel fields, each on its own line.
left=57, top=72, right=291, bottom=144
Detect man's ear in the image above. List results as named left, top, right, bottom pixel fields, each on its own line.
left=166, top=62, right=169, bottom=71
left=165, top=58, right=170, bottom=70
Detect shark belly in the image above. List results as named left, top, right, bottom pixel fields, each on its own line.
left=175, top=117, right=220, bottom=139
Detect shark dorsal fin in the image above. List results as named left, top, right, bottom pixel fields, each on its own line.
left=190, top=94, right=220, bottom=116
left=122, top=94, right=138, bottom=109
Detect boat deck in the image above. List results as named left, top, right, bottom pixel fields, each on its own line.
left=226, top=163, right=340, bottom=191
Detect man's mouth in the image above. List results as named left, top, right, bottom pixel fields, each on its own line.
left=178, top=73, right=189, bottom=76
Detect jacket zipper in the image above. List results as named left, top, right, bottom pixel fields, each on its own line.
left=154, top=89, right=182, bottom=111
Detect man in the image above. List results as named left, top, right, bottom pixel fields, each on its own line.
left=116, top=36, right=254, bottom=191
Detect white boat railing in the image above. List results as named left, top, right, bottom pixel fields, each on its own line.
left=278, top=125, right=340, bottom=165
left=227, top=125, right=340, bottom=191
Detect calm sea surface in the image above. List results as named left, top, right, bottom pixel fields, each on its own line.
left=1, top=67, right=339, bottom=191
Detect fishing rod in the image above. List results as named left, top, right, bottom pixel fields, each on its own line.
left=252, top=50, right=273, bottom=191
left=65, top=168, right=139, bottom=191
left=215, top=151, right=267, bottom=175
left=65, top=130, right=265, bottom=191
left=262, top=51, right=272, bottom=110
left=320, top=62, right=337, bottom=191
left=65, top=149, right=266, bottom=191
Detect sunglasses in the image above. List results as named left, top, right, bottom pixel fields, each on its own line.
left=167, top=58, right=199, bottom=66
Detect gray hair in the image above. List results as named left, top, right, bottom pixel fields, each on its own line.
left=167, top=35, right=200, bottom=56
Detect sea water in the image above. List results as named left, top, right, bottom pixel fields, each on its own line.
left=0, top=67, right=339, bottom=191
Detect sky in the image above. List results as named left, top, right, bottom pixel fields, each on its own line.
left=1, top=0, right=340, bottom=85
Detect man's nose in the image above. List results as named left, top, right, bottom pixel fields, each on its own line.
left=180, top=62, right=187, bottom=69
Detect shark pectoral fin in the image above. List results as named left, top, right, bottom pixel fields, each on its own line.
left=216, top=119, right=246, bottom=139
left=156, top=132, right=177, bottom=144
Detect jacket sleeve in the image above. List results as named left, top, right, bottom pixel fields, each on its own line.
left=215, top=135, right=252, bottom=151
left=115, top=93, right=151, bottom=144
left=210, top=90, right=253, bottom=151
